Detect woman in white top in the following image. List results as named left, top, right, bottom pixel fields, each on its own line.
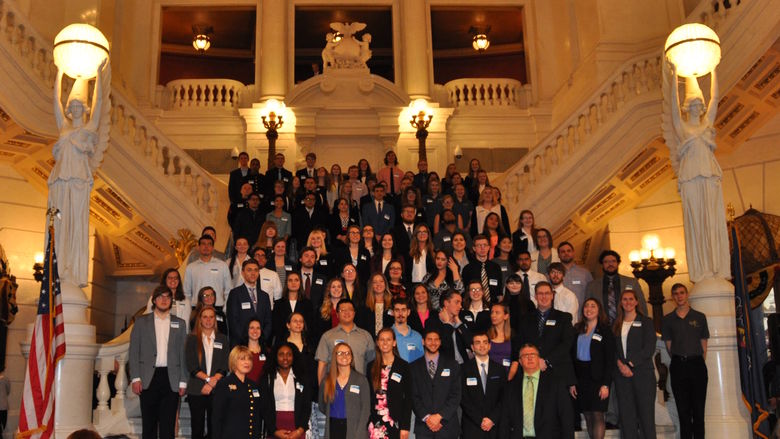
left=405, top=224, right=435, bottom=285
left=259, top=342, right=311, bottom=438
left=145, top=268, right=191, bottom=329
left=530, top=228, right=560, bottom=275
left=327, top=164, right=344, bottom=211
left=228, top=237, right=252, bottom=288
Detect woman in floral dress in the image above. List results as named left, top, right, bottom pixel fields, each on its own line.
left=367, top=328, right=412, bottom=439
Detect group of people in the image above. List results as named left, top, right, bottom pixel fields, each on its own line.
left=127, top=153, right=710, bottom=439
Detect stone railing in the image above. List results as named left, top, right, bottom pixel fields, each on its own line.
left=0, top=0, right=56, bottom=88
left=166, top=78, right=245, bottom=110
left=444, top=78, right=532, bottom=108
left=93, top=330, right=133, bottom=436
left=110, top=89, right=219, bottom=215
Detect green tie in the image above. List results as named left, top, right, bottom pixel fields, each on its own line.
left=523, top=375, right=535, bottom=433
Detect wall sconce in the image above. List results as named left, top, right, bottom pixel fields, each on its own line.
left=469, top=26, right=491, bottom=52
left=629, top=234, right=676, bottom=331
left=409, top=99, right=433, bottom=161
left=192, top=24, right=214, bottom=53
left=53, top=23, right=109, bottom=79
left=33, top=252, right=44, bottom=283
left=331, top=32, right=343, bottom=43
left=664, top=23, right=720, bottom=78
left=261, top=99, right=286, bottom=169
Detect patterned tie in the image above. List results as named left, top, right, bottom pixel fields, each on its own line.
left=428, top=360, right=436, bottom=379
left=248, top=286, right=257, bottom=311
left=607, top=277, right=617, bottom=324
left=523, top=375, right=535, bottom=432
left=480, top=362, right=488, bottom=393
left=481, top=262, right=491, bottom=303
left=304, top=273, right=311, bottom=299
left=537, top=310, right=545, bottom=337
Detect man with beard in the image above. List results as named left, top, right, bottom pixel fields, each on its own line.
left=514, top=250, right=547, bottom=304
left=557, top=241, right=593, bottom=313
left=547, top=262, right=580, bottom=323
left=585, top=250, right=647, bottom=325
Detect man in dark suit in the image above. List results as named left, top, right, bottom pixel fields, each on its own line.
left=295, top=152, right=317, bottom=181
left=128, top=286, right=188, bottom=439
left=299, top=247, right=328, bottom=309
left=231, top=192, right=264, bottom=245
left=462, top=235, right=504, bottom=303
left=413, top=159, right=429, bottom=195
left=410, top=328, right=462, bottom=439
left=461, top=332, right=507, bottom=438
left=428, top=289, right=472, bottom=364
left=361, top=183, right=395, bottom=236
left=585, top=249, right=647, bottom=325
left=292, top=192, right=328, bottom=246
left=517, top=281, right=575, bottom=386
left=226, top=259, right=272, bottom=346
left=359, top=175, right=378, bottom=210
left=228, top=151, right=251, bottom=204
left=295, top=177, right=327, bottom=212
left=503, top=343, right=574, bottom=438
left=267, top=152, right=293, bottom=190
left=393, top=204, right=419, bottom=257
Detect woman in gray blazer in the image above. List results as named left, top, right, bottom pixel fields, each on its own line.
left=185, top=306, right=229, bottom=439
left=613, top=289, right=657, bottom=439
left=318, top=342, right=370, bottom=439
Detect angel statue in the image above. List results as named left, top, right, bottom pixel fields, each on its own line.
left=662, top=60, right=730, bottom=282
left=48, top=59, right=111, bottom=287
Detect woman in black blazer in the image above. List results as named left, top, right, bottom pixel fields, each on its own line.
left=403, top=223, right=436, bottom=285
left=272, top=272, right=314, bottom=345
left=259, top=343, right=312, bottom=439
left=613, top=289, right=657, bottom=439
left=185, top=306, right=229, bottom=439
left=211, top=346, right=264, bottom=439
left=356, top=274, right=395, bottom=337
left=571, top=298, right=616, bottom=439
left=367, top=328, right=413, bottom=439
left=328, top=198, right=360, bottom=250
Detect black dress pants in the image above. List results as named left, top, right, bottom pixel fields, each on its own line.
left=140, top=367, right=179, bottom=439
left=187, top=394, right=212, bottom=439
left=671, top=355, right=708, bottom=439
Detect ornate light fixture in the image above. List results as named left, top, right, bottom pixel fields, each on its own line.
left=53, top=23, right=109, bottom=79
left=409, top=99, right=433, bottom=161
left=331, top=32, right=343, bottom=43
left=469, top=26, right=491, bottom=52
left=261, top=99, right=286, bottom=169
left=664, top=23, right=720, bottom=78
left=192, top=24, right=214, bottom=53
left=32, top=252, right=44, bottom=283
left=629, top=234, right=677, bottom=331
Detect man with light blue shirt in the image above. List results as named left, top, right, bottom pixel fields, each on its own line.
left=391, top=298, right=424, bottom=363
left=183, top=235, right=233, bottom=309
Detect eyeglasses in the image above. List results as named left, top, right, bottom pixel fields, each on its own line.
left=335, top=351, right=352, bottom=357
left=417, top=230, right=429, bottom=235
left=520, top=353, right=539, bottom=359
left=202, top=293, right=215, bottom=298
left=469, top=287, right=483, bottom=292
left=343, top=269, right=356, bottom=274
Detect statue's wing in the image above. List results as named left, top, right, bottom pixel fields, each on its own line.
left=330, top=22, right=345, bottom=33
left=349, top=22, right=367, bottom=33
left=661, top=59, right=681, bottom=173
left=90, top=61, right=112, bottom=172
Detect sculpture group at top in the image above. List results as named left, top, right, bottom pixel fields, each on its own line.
left=322, top=22, right=372, bottom=71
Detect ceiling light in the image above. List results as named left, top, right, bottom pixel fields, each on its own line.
left=192, top=24, right=214, bottom=54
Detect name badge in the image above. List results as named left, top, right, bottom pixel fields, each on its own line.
left=283, top=177, right=289, bottom=182
left=407, top=343, right=416, bottom=350
left=237, top=203, right=244, bottom=208
left=464, top=315, right=473, bottom=322
left=625, top=285, right=634, bottom=291
left=216, top=315, right=224, bottom=322
left=360, top=255, right=367, bottom=260
left=210, top=268, right=219, bottom=272
left=489, top=279, right=498, bottom=286
left=281, top=217, right=288, bottom=221
left=170, top=321, right=180, bottom=329
left=258, top=194, right=264, bottom=199
left=241, top=302, right=251, bottom=310
left=252, top=389, right=260, bottom=397
left=391, top=373, right=402, bottom=383
left=503, top=359, right=511, bottom=367
left=262, top=278, right=271, bottom=282
left=214, top=342, right=223, bottom=349
left=315, top=278, right=324, bottom=285
left=632, top=321, right=642, bottom=327
left=443, top=236, right=451, bottom=242
left=259, top=354, right=266, bottom=361
left=592, top=334, right=603, bottom=342
left=466, top=377, right=478, bottom=386
left=384, top=214, right=391, bottom=220
left=501, top=266, right=508, bottom=272
left=441, top=369, right=451, bottom=377
left=572, top=280, right=582, bottom=285
left=426, top=199, right=433, bottom=204
left=546, top=320, right=556, bottom=326
left=335, top=339, right=345, bottom=345
left=349, top=385, right=360, bottom=394
left=296, top=383, right=304, bottom=392
left=320, top=260, right=328, bottom=266
left=387, top=309, right=394, bottom=316
left=285, top=265, right=292, bottom=271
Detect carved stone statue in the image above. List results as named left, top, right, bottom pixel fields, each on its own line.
left=662, top=61, right=730, bottom=282
left=321, top=22, right=372, bottom=71
left=48, top=59, right=111, bottom=287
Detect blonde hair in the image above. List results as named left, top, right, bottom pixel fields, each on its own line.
left=320, top=278, right=345, bottom=319
left=322, top=342, right=354, bottom=403
left=307, top=229, right=329, bottom=256
left=366, top=273, right=392, bottom=312
left=228, top=345, right=252, bottom=372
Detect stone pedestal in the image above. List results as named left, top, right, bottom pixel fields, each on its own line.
left=689, top=277, right=751, bottom=437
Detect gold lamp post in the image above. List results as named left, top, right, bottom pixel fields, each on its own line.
left=409, top=99, right=433, bottom=161
left=261, top=99, right=286, bottom=170
left=629, top=234, right=677, bottom=332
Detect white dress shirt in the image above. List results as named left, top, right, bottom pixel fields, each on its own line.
left=184, top=256, right=233, bottom=307
left=517, top=269, right=548, bottom=300
left=553, top=284, right=580, bottom=323
left=202, top=331, right=216, bottom=375
left=411, top=250, right=427, bottom=283
left=274, top=371, right=297, bottom=411
left=153, top=313, right=171, bottom=367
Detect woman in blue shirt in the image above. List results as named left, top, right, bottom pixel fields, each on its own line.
left=319, top=342, right=370, bottom=439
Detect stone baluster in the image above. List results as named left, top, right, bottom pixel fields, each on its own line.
left=94, top=359, right=112, bottom=424
left=164, top=148, right=173, bottom=175
left=112, top=354, right=128, bottom=414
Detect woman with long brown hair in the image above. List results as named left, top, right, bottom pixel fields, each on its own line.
left=185, top=306, right=229, bottom=439
left=367, top=328, right=412, bottom=439
left=318, top=342, right=370, bottom=439
left=146, top=268, right=191, bottom=329
left=487, top=302, right=518, bottom=380
left=356, top=274, right=394, bottom=336
left=512, top=209, right=537, bottom=257
left=318, top=278, right=346, bottom=335
left=405, top=224, right=435, bottom=284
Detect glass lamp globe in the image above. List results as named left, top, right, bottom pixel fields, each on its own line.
left=262, top=99, right=286, bottom=120
left=192, top=34, right=211, bottom=52
left=472, top=34, right=490, bottom=51
left=665, top=23, right=720, bottom=78
left=53, top=23, right=109, bottom=80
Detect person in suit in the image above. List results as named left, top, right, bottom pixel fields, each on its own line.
left=318, top=342, right=371, bottom=439
left=185, top=306, right=229, bottom=439
left=613, top=288, right=656, bottom=439
left=356, top=273, right=395, bottom=337
left=510, top=209, right=537, bottom=259
left=226, top=259, right=272, bottom=346
left=292, top=192, right=328, bottom=247
left=571, top=298, right=616, bottom=439
left=367, top=328, right=413, bottom=439
left=460, top=281, right=491, bottom=333
left=299, top=247, right=329, bottom=312
left=516, top=281, right=575, bottom=386
left=328, top=198, right=360, bottom=250
left=460, top=332, right=507, bottom=438
left=259, top=342, right=312, bottom=439
left=585, top=250, right=648, bottom=326
left=272, top=272, right=314, bottom=344
left=462, top=235, right=504, bottom=304
left=211, top=346, right=264, bottom=439
left=228, top=151, right=251, bottom=204
left=503, top=343, right=574, bottom=438
left=361, top=183, right=396, bottom=236
left=296, top=152, right=318, bottom=181
left=393, top=204, right=419, bottom=257
left=428, top=289, right=473, bottom=364
left=128, top=286, right=189, bottom=439
left=404, top=223, right=436, bottom=285
left=268, top=153, right=293, bottom=191
left=410, top=328, right=462, bottom=438
left=332, top=225, right=372, bottom=284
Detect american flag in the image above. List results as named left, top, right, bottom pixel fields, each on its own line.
left=18, top=224, right=66, bottom=439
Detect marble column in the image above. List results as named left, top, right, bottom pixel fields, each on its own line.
left=399, top=0, right=432, bottom=100
left=258, top=0, right=288, bottom=101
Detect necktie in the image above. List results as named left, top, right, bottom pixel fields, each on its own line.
left=248, top=286, right=257, bottom=311
left=480, top=362, right=488, bottom=393
left=407, top=225, right=413, bottom=240
left=522, top=272, right=531, bottom=301
left=523, top=376, right=535, bottom=432
left=428, top=360, right=436, bottom=379
left=304, top=273, right=311, bottom=299
left=481, top=263, right=491, bottom=303
left=378, top=201, right=383, bottom=214
left=277, top=169, right=281, bottom=180
left=537, top=310, right=545, bottom=337
left=607, top=277, right=617, bottom=324
left=389, top=166, right=395, bottom=194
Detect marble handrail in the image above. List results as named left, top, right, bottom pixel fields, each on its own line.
left=166, top=78, right=246, bottom=110
left=444, top=78, right=531, bottom=108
